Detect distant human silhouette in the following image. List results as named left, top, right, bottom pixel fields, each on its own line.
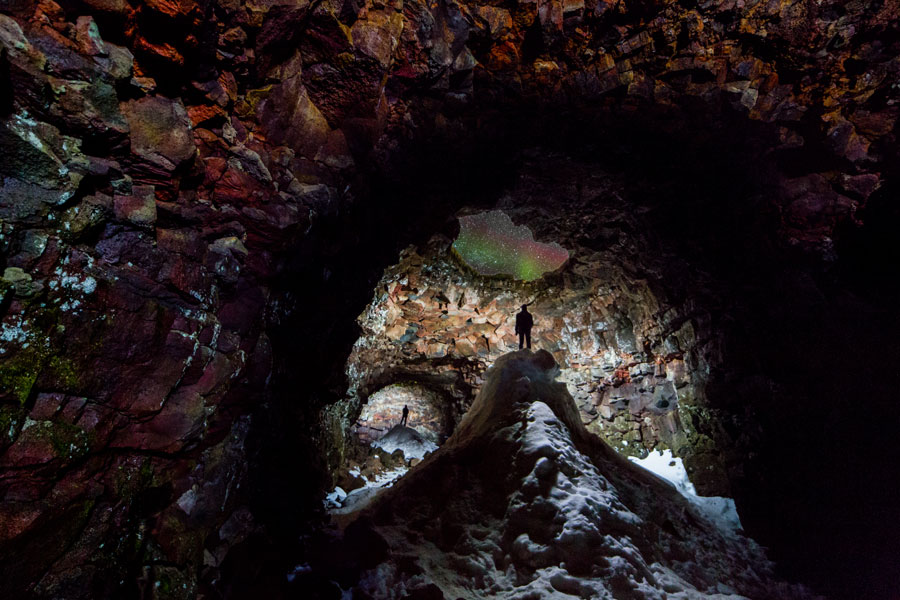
left=400, top=405, right=409, bottom=427
left=515, top=304, right=533, bottom=349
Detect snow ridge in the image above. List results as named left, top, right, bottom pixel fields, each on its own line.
left=629, top=449, right=743, bottom=535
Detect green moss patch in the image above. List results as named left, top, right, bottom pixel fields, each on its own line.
left=0, top=346, right=45, bottom=405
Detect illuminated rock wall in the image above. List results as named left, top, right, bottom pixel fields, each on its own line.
left=343, top=160, right=719, bottom=494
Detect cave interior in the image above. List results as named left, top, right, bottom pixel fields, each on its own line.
left=0, top=0, right=899, bottom=598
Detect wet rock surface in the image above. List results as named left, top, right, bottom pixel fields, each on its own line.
left=0, top=0, right=897, bottom=597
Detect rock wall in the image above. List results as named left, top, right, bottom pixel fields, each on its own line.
left=0, top=0, right=897, bottom=596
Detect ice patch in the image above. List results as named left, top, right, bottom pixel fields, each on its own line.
left=80, top=276, right=97, bottom=294
left=372, top=425, right=438, bottom=460
left=629, top=449, right=743, bottom=534
left=327, top=466, right=408, bottom=515
left=325, top=487, right=348, bottom=508
left=56, top=271, right=97, bottom=295
left=0, top=319, right=29, bottom=343
left=286, top=563, right=312, bottom=582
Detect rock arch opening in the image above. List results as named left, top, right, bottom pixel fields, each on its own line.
left=269, top=115, right=900, bottom=598
left=355, top=382, right=455, bottom=445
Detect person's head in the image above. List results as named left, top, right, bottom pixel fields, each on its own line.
left=521, top=304, right=528, bottom=311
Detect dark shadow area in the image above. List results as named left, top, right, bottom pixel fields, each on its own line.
left=248, top=94, right=900, bottom=599
left=246, top=129, right=522, bottom=548
left=0, top=48, right=12, bottom=119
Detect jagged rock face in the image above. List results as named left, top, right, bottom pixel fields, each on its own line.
left=0, top=0, right=898, bottom=596
left=344, top=169, right=719, bottom=488
left=328, top=351, right=815, bottom=599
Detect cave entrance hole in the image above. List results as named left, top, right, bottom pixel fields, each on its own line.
left=355, top=383, right=453, bottom=447
left=325, top=382, right=454, bottom=516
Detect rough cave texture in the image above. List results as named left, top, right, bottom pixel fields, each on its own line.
left=0, top=0, right=898, bottom=597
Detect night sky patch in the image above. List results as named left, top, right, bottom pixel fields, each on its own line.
left=452, top=210, right=569, bottom=281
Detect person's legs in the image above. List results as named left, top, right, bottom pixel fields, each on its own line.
left=526, top=331, right=531, bottom=349
left=519, top=333, right=524, bottom=349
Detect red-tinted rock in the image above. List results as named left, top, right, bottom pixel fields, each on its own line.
left=114, top=184, right=157, bottom=225
left=121, top=95, right=196, bottom=175
left=257, top=71, right=331, bottom=159
left=0, top=0, right=898, bottom=595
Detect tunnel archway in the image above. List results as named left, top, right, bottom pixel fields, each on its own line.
left=256, top=97, right=899, bottom=598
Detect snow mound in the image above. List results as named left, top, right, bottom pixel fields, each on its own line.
left=334, top=351, right=819, bottom=600
left=372, top=425, right=438, bottom=460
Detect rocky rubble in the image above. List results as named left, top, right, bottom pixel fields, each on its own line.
left=329, top=426, right=433, bottom=502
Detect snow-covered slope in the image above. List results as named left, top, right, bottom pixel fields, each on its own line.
left=373, top=425, right=439, bottom=460
left=345, top=350, right=818, bottom=599
left=628, top=449, right=745, bottom=537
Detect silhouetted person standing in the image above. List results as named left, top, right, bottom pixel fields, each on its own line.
left=515, top=305, right=533, bottom=349
left=400, top=405, right=409, bottom=427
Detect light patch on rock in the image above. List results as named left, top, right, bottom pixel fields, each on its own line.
left=0, top=316, right=31, bottom=350
left=629, top=449, right=743, bottom=535
left=177, top=488, right=199, bottom=515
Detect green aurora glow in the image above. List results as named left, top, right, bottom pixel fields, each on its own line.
left=452, top=211, right=569, bottom=281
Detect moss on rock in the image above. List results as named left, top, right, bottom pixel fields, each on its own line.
left=0, top=346, right=45, bottom=405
